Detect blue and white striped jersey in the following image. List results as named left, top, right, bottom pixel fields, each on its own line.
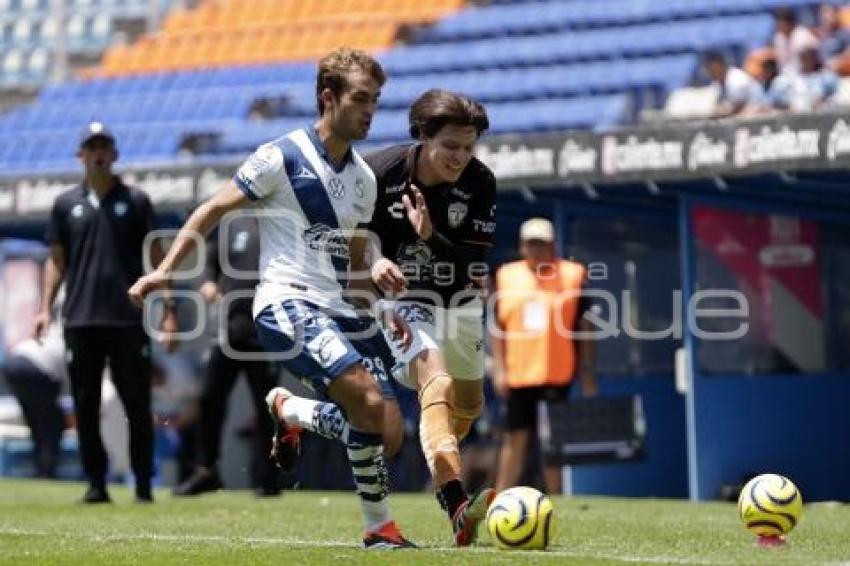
left=233, top=127, right=377, bottom=319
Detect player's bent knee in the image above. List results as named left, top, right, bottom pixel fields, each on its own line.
left=341, top=376, right=386, bottom=434
left=360, top=387, right=385, bottom=432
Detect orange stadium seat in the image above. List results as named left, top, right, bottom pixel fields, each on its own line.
left=92, top=0, right=468, bottom=75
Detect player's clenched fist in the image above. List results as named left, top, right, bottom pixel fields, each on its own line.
left=128, top=269, right=170, bottom=306
left=371, top=257, right=407, bottom=295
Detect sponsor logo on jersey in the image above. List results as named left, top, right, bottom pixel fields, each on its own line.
left=451, top=187, right=472, bottom=199
left=473, top=219, right=496, bottom=233
left=307, top=329, right=348, bottom=368
left=386, top=183, right=407, bottom=194
left=303, top=223, right=350, bottom=258
left=388, top=201, right=405, bottom=219
left=240, top=144, right=278, bottom=186
left=397, top=240, right=433, bottom=266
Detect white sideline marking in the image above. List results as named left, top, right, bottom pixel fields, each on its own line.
left=0, top=527, right=733, bottom=564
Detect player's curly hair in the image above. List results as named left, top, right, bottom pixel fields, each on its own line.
left=408, top=89, right=489, bottom=139
left=316, top=47, right=386, bottom=115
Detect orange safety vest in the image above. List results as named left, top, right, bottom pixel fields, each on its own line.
left=495, top=259, right=586, bottom=388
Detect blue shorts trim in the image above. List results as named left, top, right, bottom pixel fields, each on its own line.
left=254, top=300, right=396, bottom=400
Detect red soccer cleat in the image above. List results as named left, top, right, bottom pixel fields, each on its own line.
left=453, top=488, right=496, bottom=546
left=265, top=387, right=302, bottom=472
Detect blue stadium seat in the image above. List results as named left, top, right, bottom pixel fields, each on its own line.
left=1, top=0, right=839, bottom=172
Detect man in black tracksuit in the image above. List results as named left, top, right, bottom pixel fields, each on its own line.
left=35, top=122, right=177, bottom=503
left=172, top=213, right=281, bottom=496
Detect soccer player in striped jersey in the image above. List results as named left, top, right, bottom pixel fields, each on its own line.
left=128, top=48, right=415, bottom=550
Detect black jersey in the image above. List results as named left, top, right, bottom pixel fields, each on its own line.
left=45, top=179, right=155, bottom=327
left=364, top=144, right=497, bottom=306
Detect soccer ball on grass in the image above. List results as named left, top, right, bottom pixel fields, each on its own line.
left=486, top=486, right=553, bottom=550
left=738, top=473, right=803, bottom=543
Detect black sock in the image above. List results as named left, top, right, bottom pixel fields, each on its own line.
left=436, top=479, right=467, bottom=520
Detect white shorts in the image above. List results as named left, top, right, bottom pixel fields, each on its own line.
left=388, top=298, right=485, bottom=390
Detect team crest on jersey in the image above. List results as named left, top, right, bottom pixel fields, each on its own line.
left=113, top=201, right=128, bottom=217
left=71, top=204, right=85, bottom=218
left=303, top=223, right=350, bottom=258
left=354, top=178, right=365, bottom=198
left=328, top=177, right=345, bottom=199
left=448, top=202, right=468, bottom=228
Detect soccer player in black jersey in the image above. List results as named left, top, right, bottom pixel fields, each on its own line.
left=365, top=90, right=497, bottom=546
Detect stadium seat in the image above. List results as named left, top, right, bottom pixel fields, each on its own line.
left=0, top=0, right=841, bottom=172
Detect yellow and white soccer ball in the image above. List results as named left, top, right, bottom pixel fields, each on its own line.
left=738, top=474, right=803, bottom=537
left=486, top=486, right=554, bottom=550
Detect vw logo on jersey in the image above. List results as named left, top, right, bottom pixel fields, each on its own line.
left=71, top=204, right=85, bottom=218
left=354, top=178, right=365, bottom=198
left=113, top=201, right=128, bottom=217
left=328, top=177, right=345, bottom=199
left=448, top=202, right=468, bottom=228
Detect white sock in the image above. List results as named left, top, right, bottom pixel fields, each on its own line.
left=282, top=397, right=350, bottom=443
left=281, top=396, right=320, bottom=428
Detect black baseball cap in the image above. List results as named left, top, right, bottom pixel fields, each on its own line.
left=79, top=121, right=116, bottom=148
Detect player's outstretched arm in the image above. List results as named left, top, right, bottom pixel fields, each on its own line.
left=128, top=181, right=249, bottom=306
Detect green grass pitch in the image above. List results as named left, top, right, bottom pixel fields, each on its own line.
left=0, top=479, right=848, bottom=565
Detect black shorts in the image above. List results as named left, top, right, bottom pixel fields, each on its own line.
left=505, top=384, right=571, bottom=432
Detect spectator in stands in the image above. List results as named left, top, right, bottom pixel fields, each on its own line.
left=490, top=218, right=597, bottom=495
left=759, top=57, right=781, bottom=94
left=35, top=122, right=178, bottom=504
left=4, top=298, right=67, bottom=478
left=703, top=51, right=764, bottom=117
left=173, top=214, right=282, bottom=497
left=816, top=4, right=850, bottom=76
left=773, top=8, right=820, bottom=75
left=768, top=40, right=839, bottom=112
